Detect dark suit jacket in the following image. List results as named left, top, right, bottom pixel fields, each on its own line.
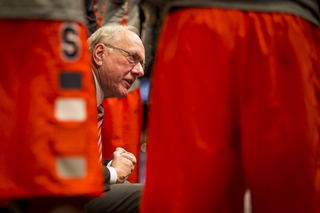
left=102, top=159, right=112, bottom=191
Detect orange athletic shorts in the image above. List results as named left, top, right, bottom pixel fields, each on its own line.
left=0, top=19, right=103, bottom=200
left=101, top=88, right=143, bottom=183
left=142, top=8, right=320, bottom=213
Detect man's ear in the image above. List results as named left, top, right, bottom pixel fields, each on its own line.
left=92, top=43, right=105, bottom=67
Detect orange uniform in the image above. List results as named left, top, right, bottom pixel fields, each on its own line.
left=0, top=1, right=103, bottom=202
left=142, top=3, right=320, bottom=213
left=101, top=88, right=143, bottom=183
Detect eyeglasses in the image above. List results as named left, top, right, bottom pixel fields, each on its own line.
left=104, top=44, right=145, bottom=71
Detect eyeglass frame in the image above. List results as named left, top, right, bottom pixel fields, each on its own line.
left=104, top=44, right=145, bottom=71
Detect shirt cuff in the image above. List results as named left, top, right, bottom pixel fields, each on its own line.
left=107, top=165, right=117, bottom=184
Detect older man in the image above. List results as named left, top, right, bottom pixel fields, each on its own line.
left=85, top=24, right=145, bottom=213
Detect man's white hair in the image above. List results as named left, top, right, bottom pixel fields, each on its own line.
left=88, top=24, right=139, bottom=53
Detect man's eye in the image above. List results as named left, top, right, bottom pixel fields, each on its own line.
left=131, top=55, right=137, bottom=62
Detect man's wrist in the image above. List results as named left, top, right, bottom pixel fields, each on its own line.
left=106, top=166, right=117, bottom=184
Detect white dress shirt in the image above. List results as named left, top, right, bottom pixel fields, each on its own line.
left=93, top=71, right=117, bottom=184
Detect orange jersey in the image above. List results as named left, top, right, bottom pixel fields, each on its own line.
left=101, top=89, right=143, bottom=183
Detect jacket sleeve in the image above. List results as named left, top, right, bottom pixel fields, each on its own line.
left=102, top=158, right=112, bottom=191
left=84, top=0, right=98, bottom=36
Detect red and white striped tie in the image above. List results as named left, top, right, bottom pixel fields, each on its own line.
left=97, top=104, right=104, bottom=163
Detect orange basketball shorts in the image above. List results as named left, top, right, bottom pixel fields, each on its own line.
left=142, top=8, right=320, bottom=213
left=0, top=19, right=103, bottom=200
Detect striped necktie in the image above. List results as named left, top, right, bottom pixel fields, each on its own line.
left=97, top=104, right=104, bottom=163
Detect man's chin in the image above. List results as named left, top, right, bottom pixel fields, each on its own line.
left=117, top=90, right=128, bottom=98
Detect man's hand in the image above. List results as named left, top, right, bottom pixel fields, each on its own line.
left=110, top=147, right=136, bottom=183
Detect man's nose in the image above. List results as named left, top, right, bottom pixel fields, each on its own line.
left=131, top=63, right=144, bottom=77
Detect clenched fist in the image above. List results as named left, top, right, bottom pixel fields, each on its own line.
left=111, top=147, right=137, bottom=183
